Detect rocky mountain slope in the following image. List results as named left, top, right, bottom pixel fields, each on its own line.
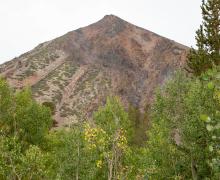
left=0, top=15, right=189, bottom=126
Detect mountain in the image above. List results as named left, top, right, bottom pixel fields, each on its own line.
left=0, top=15, right=189, bottom=126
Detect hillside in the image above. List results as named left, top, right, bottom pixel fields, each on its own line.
left=0, top=15, right=189, bottom=126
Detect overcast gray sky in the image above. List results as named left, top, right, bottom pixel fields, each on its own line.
left=0, top=0, right=202, bottom=63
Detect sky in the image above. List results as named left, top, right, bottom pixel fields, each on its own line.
left=0, top=0, right=202, bottom=63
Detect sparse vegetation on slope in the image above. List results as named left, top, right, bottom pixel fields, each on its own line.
left=1, top=0, right=220, bottom=179
left=0, top=14, right=188, bottom=127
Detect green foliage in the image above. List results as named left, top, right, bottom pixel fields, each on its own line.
left=86, top=97, right=135, bottom=179
left=0, top=137, right=23, bottom=179
left=39, top=97, right=141, bottom=180
left=128, top=105, right=149, bottom=146
left=45, top=127, right=98, bottom=180
left=145, top=71, right=220, bottom=179
left=15, top=89, right=52, bottom=145
left=94, top=97, right=133, bottom=142
left=145, top=118, right=190, bottom=179
left=19, top=145, right=52, bottom=179
left=42, top=101, right=56, bottom=115
left=0, top=137, right=51, bottom=180
left=0, top=79, right=52, bottom=146
left=0, top=78, right=53, bottom=179
left=200, top=69, right=220, bottom=178
left=0, top=84, right=142, bottom=180
left=2, top=70, right=219, bottom=179
left=0, top=78, right=15, bottom=133
left=187, top=0, right=220, bottom=75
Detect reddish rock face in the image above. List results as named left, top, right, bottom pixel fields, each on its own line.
left=0, top=15, right=189, bottom=126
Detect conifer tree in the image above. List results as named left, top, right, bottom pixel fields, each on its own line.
left=187, top=0, right=220, bottom=75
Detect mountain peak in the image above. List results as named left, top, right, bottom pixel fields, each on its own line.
left=0, top=16, right=189, bottom=126
left=98, top=14, right=127, bottom=25
left=103, top=14, right=120, bottom=20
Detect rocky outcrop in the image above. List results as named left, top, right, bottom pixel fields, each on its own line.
left=0, top=15, right=189, bottom=126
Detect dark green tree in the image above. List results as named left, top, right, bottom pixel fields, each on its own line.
left=0, top=78, right=53, bottom=179
left=187, top=0, right=220, bottom=75
left=0, top=78, right=52, bottom=146
left=145, top=71, right=220, bottom=179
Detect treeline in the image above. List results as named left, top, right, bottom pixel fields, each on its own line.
left=0, top=80, right=147, bottom=179
left=0, top=71, right=219, bottom=179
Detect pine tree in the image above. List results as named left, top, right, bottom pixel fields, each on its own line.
left=187, top=0, right=220, bottom=75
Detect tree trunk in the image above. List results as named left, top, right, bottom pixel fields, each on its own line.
left=108, top=159, right=113, bottom=180
left=76, top=143, right=80, bottom=180
left=191, top=158, right=198, bottom=180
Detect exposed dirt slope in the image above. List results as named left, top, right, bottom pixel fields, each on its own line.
left=0, top=15, right=189, bottom=126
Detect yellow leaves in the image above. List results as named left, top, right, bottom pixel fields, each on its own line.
left=116, top=129, right=128, bottom=151
left=84, top=123, right=108, bottom=150
left=84, top=123, right=130, bottom=178
left=84, top=123, right=128, bottom=152
left=214, top=90, right=220, bottom=102
left=96, top=160, right=103, bottom=168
